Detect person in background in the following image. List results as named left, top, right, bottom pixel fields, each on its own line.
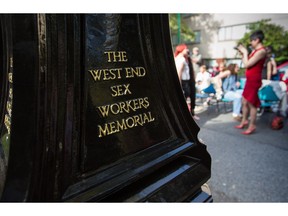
left=191, top=47, right=202, bottom=78
left=262, top=45, right=277, bottom=80
left=196, top=65, right=212, bottom=106
left=174, top=44, right=199, bottom=120
left=196, top=65, right=211, bottom=93
left=213, top=65, right=220, bottom=76
left=208, top=67, right=214, bottom=76
left=209, top=62, right=227, bottom=100
left=187, top=50, right=200, bottom=120
left=281, top=68, right=288, bottom=90
left=235, top=30, right=266, bottom=135
left=210, top=63, right=243, bottom=119
left=221, top=64, right=243, bottom=121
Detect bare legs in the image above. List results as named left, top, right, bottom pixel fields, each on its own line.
left=235, top=97, right=257, bottom=134
left=241, top=98, right=249, bottom=125
left=210, top=77, right=223, bottom=100
left=248, top=102, right=257, bottom=130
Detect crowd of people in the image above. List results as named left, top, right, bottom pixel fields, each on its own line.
left=174, top=30, right=288, bottom=135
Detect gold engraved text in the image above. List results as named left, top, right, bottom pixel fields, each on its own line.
left=125, top=67, right=146, bottom=78
left=8, top=73, right=13, bottom=83
left=110, top=83, right=131, bottom=97
left=98, top=111, right=155, bottom=137
left=89, top=68, right=122, bottom=81
left=4, top=114, right=11, bottom=134
left=9, top=88, right=13, bottom=99
left=104, top=51, right=128, bottom=62
left=88, top=50, right=156, bottom=139
left=97, top=97, right=149, bottom=117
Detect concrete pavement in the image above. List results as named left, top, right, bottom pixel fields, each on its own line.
left=193, top=101, right=288, bottom=202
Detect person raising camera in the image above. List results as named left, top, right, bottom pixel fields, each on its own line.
left=235, top=30, right=266, bottom=135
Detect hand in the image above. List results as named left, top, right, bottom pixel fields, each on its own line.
left=236, top=81, right=240, bottom=88
left=237, top=44, right=248, bottom=54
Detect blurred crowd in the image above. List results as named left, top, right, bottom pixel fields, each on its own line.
left=174, top=30, right=288, bottom=134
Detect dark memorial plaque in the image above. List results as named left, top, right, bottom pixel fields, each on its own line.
left=0, top=14, right=212, bottom=202
left=83, top=15, right=171, bottom=171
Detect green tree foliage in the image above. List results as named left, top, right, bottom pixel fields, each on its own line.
left=169, top=14, right=194, bottom=44
left=238, top=19, right=288, bottom=63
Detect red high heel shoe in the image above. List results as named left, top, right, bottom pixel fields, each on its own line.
left=234, top=121, right=248, bottom=129
left=241, top=127, right=256, bottom=135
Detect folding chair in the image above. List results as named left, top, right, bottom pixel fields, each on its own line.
left=196, top=84, right=220, bottom=112
left=258, top=85, right=280, bottom=116
left=221, top=98, right=233, bottom=113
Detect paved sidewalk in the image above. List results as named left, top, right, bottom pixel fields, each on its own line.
left=193, top=101, right=288, bottom=202
left=194, top=101, right=288, bottom=146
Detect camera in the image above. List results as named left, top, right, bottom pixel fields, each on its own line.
left=233, top=43, right=242, bottom=50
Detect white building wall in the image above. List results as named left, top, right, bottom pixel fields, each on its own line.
left=185, top=13, right=288, bottom=64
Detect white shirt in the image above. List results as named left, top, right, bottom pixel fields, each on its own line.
left=175, top=56, right=190, bottom=80
left=196, top=71, right=211, bottom=90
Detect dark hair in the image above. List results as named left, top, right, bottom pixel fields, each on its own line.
left=250, top=30, right=265, bottom=42
left=187, top=54, right=195, bottom=81
left=227, top=63, right=238, bottom=75
left=266, top=45, right=273, bottom=53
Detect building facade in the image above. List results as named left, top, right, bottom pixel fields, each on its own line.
left=176, top=14, right=288, bottom=67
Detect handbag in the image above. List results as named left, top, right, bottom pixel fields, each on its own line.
left=271, top=114, right=284, bottom=130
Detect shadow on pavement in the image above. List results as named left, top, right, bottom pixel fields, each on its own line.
left=194, top=100, right=288, bottom=146
left=194, top=100, right=288, bottom=202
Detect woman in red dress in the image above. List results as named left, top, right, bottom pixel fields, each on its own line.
left=235, top=30, right=266, bottom=135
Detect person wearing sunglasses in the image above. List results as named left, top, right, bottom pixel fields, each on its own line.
left=234, top=30, right=266, bottom=135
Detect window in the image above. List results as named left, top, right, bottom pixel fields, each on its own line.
left=192, top=30, right=201, bottom=44
left=218, top=25, right=248, bottom=41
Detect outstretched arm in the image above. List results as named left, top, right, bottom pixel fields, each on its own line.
left=216, top=70, right=231, bottom=79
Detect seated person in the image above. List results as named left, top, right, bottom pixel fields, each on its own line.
left=195, top=65, right=213, bottom=106
left=262, top=46, right=278, bottom=80
left=196, top=65, right=211, bottom=92
left=281, top=69, right=288, bottom=115
left=281, top=68, right=288, bottom=89
left=222, top=64, right=243, bottom=121
left=261, top=77, right=287, bottom=117
left=212, top=63, right=243, bottom=120
left=210, top=62, right=229, bottom=100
